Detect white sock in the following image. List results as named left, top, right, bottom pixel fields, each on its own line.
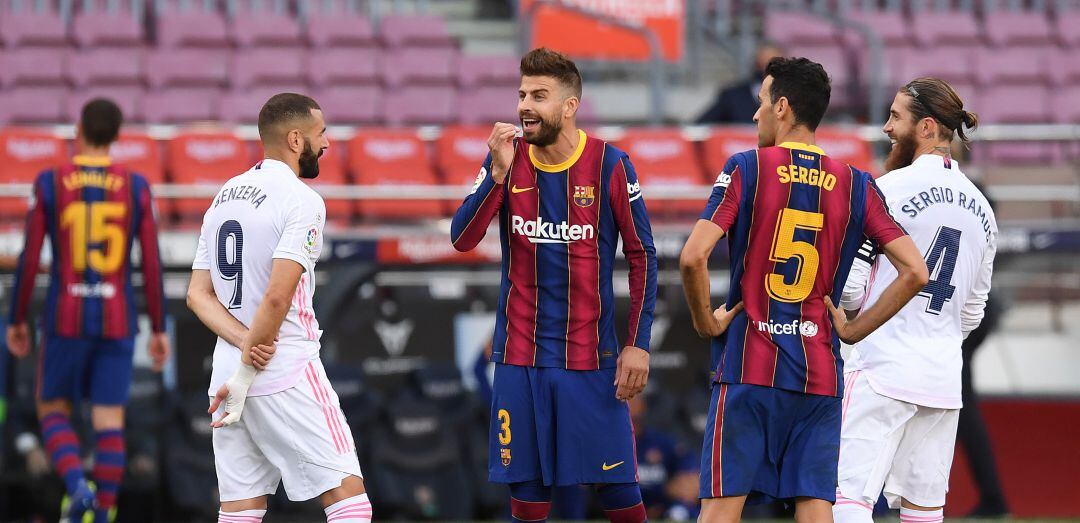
left=325, top=493, right=373, bottom=522
left=217, top=508, right=266, bottom=523
left=900, top=506, right=944, bottom=523
left=833, top=491, right=874, bottom=523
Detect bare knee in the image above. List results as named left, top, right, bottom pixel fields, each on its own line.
left=91, top=405, right=124, bottom=431
left=901, top=498, right=942, bottom=511
left=319, top=474, right=366, bottom=508
left=794, top=497, right=834, bottom=523
left=221, top=496, right=268, bottom=512
left=699, top=496, right=746, bottom=523
left=37, top=399, right=71, bottom=419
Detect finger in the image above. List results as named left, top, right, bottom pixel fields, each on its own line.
left=208, top=391, right=225, bottom=414
left=731, top=302, right=745, bottom=315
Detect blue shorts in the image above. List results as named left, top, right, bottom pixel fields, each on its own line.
left=699, top=382, right=840, bottom=504
left=38, top=335, right=135, bottom=405
left=489, top=363, right=636, bottom=486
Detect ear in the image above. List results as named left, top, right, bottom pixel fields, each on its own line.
left=564, top=96, right=579, bottom=119
left=774, top=96, right=788, bottom=120
left=287, top=129, right=303, bottom=153
left=920, top=117, right=936, bottom=140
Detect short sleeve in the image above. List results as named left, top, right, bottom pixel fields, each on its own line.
left=699, top=155, right=743, bottom=232
left=273, top=193, right=325, bottom=272
left=862, top=177, right=906, bottom=246
left=192, top=219, right=211, bottom=270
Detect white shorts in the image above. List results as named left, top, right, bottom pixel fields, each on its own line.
left=212, top=359, right=363, bottom=502
left=837, top=370, right=959, bottom=509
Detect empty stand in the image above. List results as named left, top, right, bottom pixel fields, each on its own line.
left=348, top=129, right=444, bottom=219
left=231, top=48, right=307, bottom=88
left=72, top=10, right=143, bottom=47
left=383, top=86, right=457, bottom=126
left=435, top=125, right=490, bottom=186
left=307, top=47, right=381, bottom=87
left=3, top=86, right=69, bottom=124
left=0, top=10, right=68, bottom=47
left=378, top=14, right=455, bottom=48
left=66, top=86, right=144, bottom=122
left=68, top=48, right=144, bottom=88
left=457, top=54, right=520, bottom=88
left=983, top=10, right=1054, bottom=47
left=764, top=10, right=838, bottom=47
left=313, top=85, right=382, bottom=124
left=2, top=47, right=67, bottom=87
left=0, top=128, right=67, bottom=218
left=615, top=128, right=710, bottom=216
left=143, top=88, right=221, bottom=124
left=146, top=49, right=230, bottom=88
left=167, top=131, right=251, bottom=217
left=456, top=87, right=516, bottom=126
left=382, top=47, right=459, bottom=88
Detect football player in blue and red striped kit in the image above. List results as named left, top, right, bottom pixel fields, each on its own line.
left=679, top=58, right=930, bottom=522
left=6, top=99, right=170, bottom=523
left=451, top=48, right=658, bottom=523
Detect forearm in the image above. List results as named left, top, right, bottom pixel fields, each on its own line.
left=187, top=292, right=249, bottom=348
left=680, top=258, right=714, bottom=336
left=242, top=296, right=292, bottom=358
left=846, top=269, right=923, bottom=341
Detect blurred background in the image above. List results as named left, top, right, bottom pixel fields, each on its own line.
left=0, top=0, right=1077, bottom=521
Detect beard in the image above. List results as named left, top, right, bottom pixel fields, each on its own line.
left=884, top=129, right=918, bottom=172
left=522, top=112, right=562, bottom=147
left=298, top=139, right=323, bottom=179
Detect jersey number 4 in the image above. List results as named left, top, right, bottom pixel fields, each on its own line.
left=217, top=220, right=244, bottom=309
left=919, top=226, right=961, bottom=315
left=767, top=208, right=824, bottom=303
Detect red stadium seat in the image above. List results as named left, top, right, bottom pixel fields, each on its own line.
left=347, top=129, right=443, bottom=220
left=435, top=125, right=490, bottom=186
left=614, top=128, right=709, bottom=216
left=167, top=131, right=250, bottom=218
left=110, top=133, right=170, bottom=217
left=701, top=126, right=759, bottom=179
left=814, top=126, right=877, bottom=173
left=246, top=141, right=354, bottom=223
left=0, top=128, right=67, bottom=218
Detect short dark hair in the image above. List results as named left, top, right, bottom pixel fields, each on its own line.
left=764, top=57, right=831, bottom=131
left=257, top=93, right=321, bottom=142
left=520, top=47, right=582, bottom=99
left=80, top=98, right=123, bottom=147
left=901, top=77, right=979, bottom=144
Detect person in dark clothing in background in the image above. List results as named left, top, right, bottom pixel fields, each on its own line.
left=696, top=42, right=784, bottom=124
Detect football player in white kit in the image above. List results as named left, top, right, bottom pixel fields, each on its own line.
left=185, top=93, right=372, bottom=523
left=830, top=77, right=996, bottom=523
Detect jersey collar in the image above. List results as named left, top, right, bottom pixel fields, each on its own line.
left=912, top=154, right=957, bottom=171
left=529, top=129, right=587, bottom=172
left=777, top=141, right=825, bottom=155
left=73, top=155, right=111, bottom=167
left=255, top=158, right=299, bottom=178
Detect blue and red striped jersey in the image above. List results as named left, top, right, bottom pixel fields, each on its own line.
left=702, top=142, right=906, bottom=397
left=9, top=155, right=166, bottom=339
left=451, top=130, right=658, bottom=370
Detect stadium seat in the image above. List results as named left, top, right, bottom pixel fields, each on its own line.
left=146, top=49, right=230, bottom=88
left=457, top=54, right=520, bottom=88
left=156, top=10, right=231, bottom=48
left=974, top=46, right=1051, bottom=87
left=111, top=132, right=165, bottom=184
left=0, top=128, right=67, bottom=218
left=764, top=10, right=838, bottom=47
left=1055, top=11, right=1080, bottom=48
left=219, top=85, right=308, bottom=124
left=841, top=9, right=911, bottom=48
left=307, top=47, right=381, bottom=87
left=979, top=85, right=1052, bottom=124
left=2, top=86, right=69, bottom=124
left=245, top=139, right=354, bottom=222
left=167, top=130, right=250, bottom=217
left=983, top=10, right=1054, bottom=47
left=909, top=10, right=981, bottom=47
left=435, top=125, right=490, bottom=186
left=1048, top=48, right=1080, bottom=87
left=614, top=128, right=710, bottom=216
left=348, top=129, right=444, bottom=219
left=814, top=126, right=877, bottom=173
left=382, top=47, right=459, bottom=88
left=0, top=10, right=69, bottom=47
left=383, top=86, right=457, bottom=126
left=66, top=86, right=145, bottom=123
left=456, top=86, right=516, bottom=126
left=378, top=14, right=456, bottom=48
left=700, top=126, right=759, bottom=178
left=143, top=88, right=220, bottom=124
left=789, top=44, right=853, bottom=109
left=898, top=45, right=979, bottom=87
left=231, top=48, right=307, bottom=88
left=230, top=9, right=304, bottom=48
left=852, top=43, right=910, bottom=91
left=303, top=10, right=376, bottom=48
left=72, top=10, right=144, bottom=47
left=1054, top=86, right=1080, bottom=125
left=312, top=85, right=382, bottom=124
left=68, top=48, right=144, bottom=88
left=2, top=48, right=68, bottom=87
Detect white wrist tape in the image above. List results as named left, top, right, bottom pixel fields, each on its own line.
left=218, top=363, right=257, bottom=426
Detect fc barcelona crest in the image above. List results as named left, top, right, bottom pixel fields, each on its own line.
left=501, top=448, right=512, bottom=466
left=573, top=185, right=596, bottom=207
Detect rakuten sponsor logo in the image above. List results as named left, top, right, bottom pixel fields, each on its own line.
left=756, top=319, right=819, bottom=338
left=511, top=215, right=595, bottom=244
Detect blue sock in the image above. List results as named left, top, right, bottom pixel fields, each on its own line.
left=509, top=480, right=552, bottom=522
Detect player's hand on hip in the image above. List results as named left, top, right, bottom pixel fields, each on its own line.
left=6, top=323, right=30, bottom=358
left=250, top=343, right=276, bottom=370
left=614, top=346, right=650, bottom=401
left=149, top=332, right=170, bottom=372
left=488, top=122, right=518, bottom=184
left=711, top=302, right=744, bottom=336
left=825, top=296, right=859, bottom=344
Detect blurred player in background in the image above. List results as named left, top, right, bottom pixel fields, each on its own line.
left=451, top=48, right=658, bottom=523
left=696, top=42, right=785, bottom=125
left=834, top=78, right=994, bottom=523
left=6, top=98, right=169, bottom=523
left=186, top=93, right=371, bottom=523
left=679, top=57, right=930, bottom=522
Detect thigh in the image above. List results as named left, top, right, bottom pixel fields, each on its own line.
left=88, top=337, right=135, bottom=405
left=551, top=367, right=635, bottom=486
left=780, top=390, right=842, bottom=503
left=884, top=408, right=959, bottom=509
left=489, top=363, right=544, bottom=485
left=37, top=336, right=92, bottom=402
left=211, top=409, right=280, bottom=503
left=699, top=383, right=767, bottom=500
left=836, top=371, right=915, bottom=506
left=245, top=360, right=364, bottom=502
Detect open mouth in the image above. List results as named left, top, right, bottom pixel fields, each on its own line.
left=521, top=118, right=541, bottom=133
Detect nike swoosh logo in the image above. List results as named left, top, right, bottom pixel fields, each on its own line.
left=602, top=461, right=625, bottom=471
left=511, top=185, right=535, bottom=194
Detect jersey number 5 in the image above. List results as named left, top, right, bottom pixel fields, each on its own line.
left=60, top=201, right=126, bottom=274
left=217, top=220, right=244, bottom=309
left=920, top=226, right=961, bottom=314
left=767, top=208, right=825, bottom=303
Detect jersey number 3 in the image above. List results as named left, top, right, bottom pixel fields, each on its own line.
left=920, top=226, right=961, bottom=314
left=217, top=220, right=244, bottom=309
left=767, top=208, right=825, bottom=303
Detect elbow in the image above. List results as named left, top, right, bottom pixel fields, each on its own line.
left=904, top=264, right=930, bottom=290
left=679, top=247, right=708, bottom=274
left=264, top=293, right=292, bottom=314
left=185, top=291, right=197, bottom=312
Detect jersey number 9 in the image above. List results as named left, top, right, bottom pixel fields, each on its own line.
left=217, top=220, right=244, bottom=309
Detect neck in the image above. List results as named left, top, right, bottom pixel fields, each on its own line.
left=917, top=140, right=952, bottom=159
left=76, top=144, right=110, bottom=158
left=531, top=125, right=580, bottom=166
left=263, top=149, right=301, bottom=178
left=774, top=123, right=815, bottom=148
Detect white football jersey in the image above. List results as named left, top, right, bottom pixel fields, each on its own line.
left=841, top=154, right=996, bottom=409
left=193, top=159, right=326, bottom=397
